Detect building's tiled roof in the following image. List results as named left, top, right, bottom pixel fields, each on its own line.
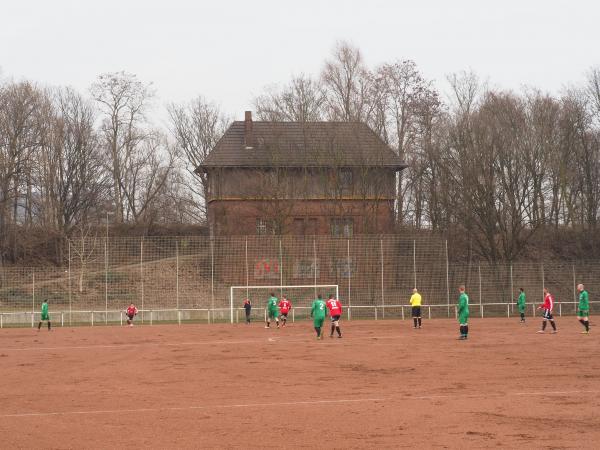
left=198, top=121, right=406, bottom=170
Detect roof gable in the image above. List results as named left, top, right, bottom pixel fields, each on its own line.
left=198, top=121, right=406, bottom=170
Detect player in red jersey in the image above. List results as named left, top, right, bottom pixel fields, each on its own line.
left=326, top=294, right=343, bottom=338
left=125, top=303, right=138, bottom=326
left=278, top=295, right=292, bottom=326
left=537, top=288, right=557, bottom=334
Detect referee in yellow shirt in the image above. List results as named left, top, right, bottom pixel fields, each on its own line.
left=410, top=288, right=422, bottom=329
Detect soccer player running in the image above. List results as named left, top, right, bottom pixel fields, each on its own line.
left=278, top=295, right=292, bottom=327
left=326, top=294, right=343, bottom=338
left=409, top=288, right=422, bottom=329
left=311, top=294, right=327, bottom=339
left=243, top=298, right=252, bottom=324
left=457, top=285, right=469, bottom=340
left=37, top=299, right=51, bottom=331
left=537, top=288, right=557, bottom=334
left=125, top=303, right=138, bottom=326
left=577, top=284, right=590, bottom=334
left=517, top=288, right=526, bottom=323
left=265, top=292, right=280, bottom=329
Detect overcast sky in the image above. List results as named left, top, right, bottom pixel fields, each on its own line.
left=2, top=0, right=599, bottom=123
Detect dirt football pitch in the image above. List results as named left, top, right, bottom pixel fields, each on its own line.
left=1, top=317, right=599, bottom=449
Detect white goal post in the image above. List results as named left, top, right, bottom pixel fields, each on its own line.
left=229, top=284, right=339, bottom=323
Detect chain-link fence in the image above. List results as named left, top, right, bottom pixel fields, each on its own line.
left=0, top=235, right=597, bottom=327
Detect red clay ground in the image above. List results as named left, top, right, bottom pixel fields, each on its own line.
left=1, top=317, right=599, bottom=449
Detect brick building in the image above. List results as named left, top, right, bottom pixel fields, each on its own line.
left=197, top=112, right=406, bottom=236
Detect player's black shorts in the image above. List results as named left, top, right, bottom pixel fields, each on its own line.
left=127, top=314, right=135, bottom=320
left=411, top=306, right=421, bottom=318
left=542, top=310, right=554, bottom=320
left=330, top=315, right=341, bottom=322
left=280, top=312, right=288, bottom=319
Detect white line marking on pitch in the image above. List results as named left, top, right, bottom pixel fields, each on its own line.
left=0, top=332, right=402, bottom=352
left=2, top=390, right=600, bottom=419
left=0, top=397, right=385, bottom=418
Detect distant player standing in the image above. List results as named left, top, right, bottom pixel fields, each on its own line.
left=517, top=288, right=526, bottom=323
left=457, top=285, right=469, bottom=340
left=243, top=298, right=252, bottom=324
left=537, top=288, right=557, bottom=333
left=326, top=294, right=343, bottom=338
left=37, top=299, right=51, bottom=331
left=125, top=303, right=138, bottom=326
left=577, top=284, right=590, bottom=334
left=278, top=295, right=292, bottom=327
left=409, top=288, right=422, bottom=329
left=311, top=294, right=327, bottom=339
left=265, top=293, right=280, bottom=329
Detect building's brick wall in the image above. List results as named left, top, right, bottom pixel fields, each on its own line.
left=208, top=199, right=395, bottom=236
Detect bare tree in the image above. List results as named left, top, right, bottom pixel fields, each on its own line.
left=321, top=42, right=376, bottom=122
left=254, top=74, right=326, bottom=122
left=90, top=72, right=154, bottom=223
left=35, top=87, right=108, bottom=236
left=119, top=131, right=175, bottom=224
left=0, top=81, right=44, bottom=262
left=167, top=97, right=229, bottom=222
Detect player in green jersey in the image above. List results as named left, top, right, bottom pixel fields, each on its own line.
left=37, top=299, right=51, bottom=331
left=577, top=284, right=590, bottom=334
left=265, top=293, right=280, bottom=329
left=457, top=285, right=469, bottom=340
left=311, top=294, right=327, bottom=339
left=517, top=288, right=526, bottom=323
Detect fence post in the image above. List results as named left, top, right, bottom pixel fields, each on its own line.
left=347, top=239, right=351, bottom=321
left=541, top=262, right=545, bottom=296
left=32, top=270, right=35, bottom=328
left=572, top=264, right=577, bottom=308
left=91, top=311, right=94, bottom=326
left=178, top=310, right=181, bottom=325
left=292, top=308, right=295, bottom=323
left=478, top=263, right=483, bottom=318
left=68, top=241, right=72, bottom=326
left=245, top=237, right=249, bottom=301
left=445, top=240, right=450, bottom=317
left=105, top=235, right=108, bottom=325
left=413, top=239, right=417, bottom=288
left=176, top=240, right=179, bottom=312
left=140, top=239, right=144, bottom=323
left=313, top=239, right=317, bottom=298
left=279, top=239, right=283, bottom=299
left=380, top=239, right=385, bottom=319
left=375, top=307, right=378, bottom=321
left=210, top=237, right=215, bottom=320
left=510, top=263, right=514, bottom=314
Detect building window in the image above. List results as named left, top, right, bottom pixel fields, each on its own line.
left=330, top=218, right=353, bottom=237
left=292, top=217, right=319, bottom=235
left=340, top=169, right=353, bottom=188
left=293, top=218, right=304, bottom=235
left=256, top=218, right=280, bottom=235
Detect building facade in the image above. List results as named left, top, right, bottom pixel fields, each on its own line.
left=197, top=112, right=406, bottom=236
